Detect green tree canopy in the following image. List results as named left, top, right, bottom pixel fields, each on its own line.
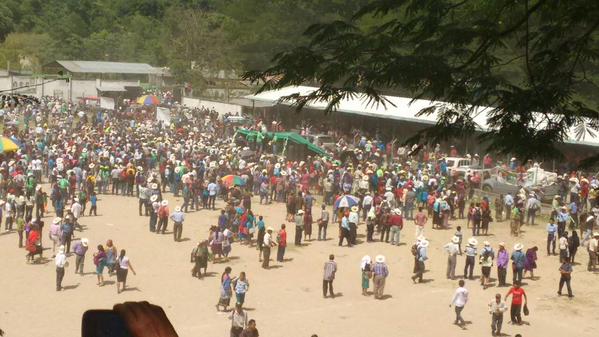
left=246, top=0, right=599, bottom=165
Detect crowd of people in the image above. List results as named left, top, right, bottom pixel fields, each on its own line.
left=1, top=93, right=598, bottom=336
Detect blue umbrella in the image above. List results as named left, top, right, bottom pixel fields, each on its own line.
left=334, top=195, right=360, bottom=209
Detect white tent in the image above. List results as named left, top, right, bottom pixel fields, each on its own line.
left=245, top=85, right=599, bottom=147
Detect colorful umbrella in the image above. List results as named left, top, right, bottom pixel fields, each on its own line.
left=9, top=136, right=23, bottom=149
left=137, top=95, right=160, bottom=106
left=334, top=194, right=360, bottom=209
left=221, top=175, right=245, bottom=188
left=0, top=136, right=19, bottom=153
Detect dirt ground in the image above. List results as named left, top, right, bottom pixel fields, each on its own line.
left=1, top=189, right=597, bottom=337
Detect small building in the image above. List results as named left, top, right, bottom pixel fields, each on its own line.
left=38, top=60, right=169, bottom=101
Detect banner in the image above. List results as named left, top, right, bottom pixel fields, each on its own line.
left=156, top=107, right=171, bottom=125
left=99, top=97, right=115, bottom=110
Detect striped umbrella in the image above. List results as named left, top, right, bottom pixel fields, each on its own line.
left=0, top=136, right=19, bottom=153
left=137, top=95, right=161, bottom=106
left=334, top=194, right=360, bottom=209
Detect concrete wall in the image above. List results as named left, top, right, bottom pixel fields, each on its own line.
left=181, top=97, right=242, bottom=116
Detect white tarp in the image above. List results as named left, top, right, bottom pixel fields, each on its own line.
left=156, top=107, right=171, bottom=125
left=99, top=96, right=115, bottom=110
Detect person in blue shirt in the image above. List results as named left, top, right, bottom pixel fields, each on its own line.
left=511, top=244, right=526, bottom=284
left=546, top=222, right=557, bottom=255
left=89, top=192, right=98, bottom=216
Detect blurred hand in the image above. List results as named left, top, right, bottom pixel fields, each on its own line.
left=113, top=301, right=178, bottom=337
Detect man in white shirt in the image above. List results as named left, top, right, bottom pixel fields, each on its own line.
left=230, top=304, right=247, bottom=336
left=207, top=181, right=218, bottom=210
left=32, top=158, right=43, bottom=182
left=71, top=197, right=82, bottom=229
left=55, top=245, right=68, bottom=291
left=262, top=228, right=276, bottom=269
left=444, top=236, right=460, bottom=279
left=559, top=232, right=569, bottom=261
left=450, top=280, right=468, bottom=326
left=488, top=293, right=508, bottom=336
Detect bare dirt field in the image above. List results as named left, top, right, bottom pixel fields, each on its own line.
left=1, top=189, right=597, bottom=337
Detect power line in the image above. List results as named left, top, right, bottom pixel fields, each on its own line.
left=0, top=77, right=67, bottom=93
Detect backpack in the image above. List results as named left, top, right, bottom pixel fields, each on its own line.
left=472, top=208, right=482, bottom=222
left=411, top=244, right=418, bottom=256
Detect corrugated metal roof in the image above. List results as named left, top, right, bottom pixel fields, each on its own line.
left=56, top=60, right=162, bottom=75
left=246, top=86, right=599, bottom=147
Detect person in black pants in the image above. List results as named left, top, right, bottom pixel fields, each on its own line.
left=558, top=258, right=574, bottom=297
left=380, top=214, right=391, bottom=243
left=464, top=238, right=477, bottom=279
left=322, top=254, right=336, bottom=298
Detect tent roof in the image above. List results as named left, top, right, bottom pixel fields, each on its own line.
left=54, top=60, right=163, bottom=75
left=236, top=129, right=329, bottom=157
left=245, top=86, right=599, bottom=147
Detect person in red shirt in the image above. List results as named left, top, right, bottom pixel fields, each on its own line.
left=504, top=281, right=528, bottom=325
left=276, top=224, right=287, bottom=262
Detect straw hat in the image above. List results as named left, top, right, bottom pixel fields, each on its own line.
left=419, top=240, right=429, bottom=248
left=151, top=183, right=158, bottom=189
left=88, top=163, right=95, bottom=169
left=451, top=236, right=460, bottom=244
left=150, top=195, right=158, bottom=202
left=297, top=209, right=304, bottom=215
left=52, top=217, right=62, bottom=225
left=593, top=232, right=599, bottom=237
left=468, top=238, right=478, bottom=246
left=484, top=241, right=490, bottom=246
left=81, top=238, right=89, bottom=247
left=498, top=242, right=505, bottom=247
left=351, top=206, right=359, bottom=212
left=375, top=255, right=386, bottom=263
left=514, top=243, right=523, bottom=251
left=267, top=227, right=273, bottom=232
left=161, top=200, right=169, bottom=206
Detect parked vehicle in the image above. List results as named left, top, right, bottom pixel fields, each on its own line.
left=305, top=134, right=336, bottom=151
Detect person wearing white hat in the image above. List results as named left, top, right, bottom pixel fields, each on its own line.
left=496, top=242, right=509, bottom=287
left=262, top=227, right=277, bottom=269
left=389, top=208, right=403, bottom=246
left=157, top=200, right=170, bottom=234
left=464, top=238, right=478, bottom=280
left=412, top=239, right=429, bottom=283
left=525, top=193, right=541, bottom=226
left=55, top=245, right=68, bottom=291
left=170, top=206, right=185, bottom=242
left=294, top=209, right=305, bottom=246
left=372, top=255, right=389, bottom=299
left=480, top=241, right=495, bottom=289
left=149, top=195, right=160, bottom=233
left=348, top=206, right=360, bottom=245
left=444, top=236, right=460, bottom=279
left=73, top=238, right=89, bottom=274
left=511, top=243, right=526, bottom=284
